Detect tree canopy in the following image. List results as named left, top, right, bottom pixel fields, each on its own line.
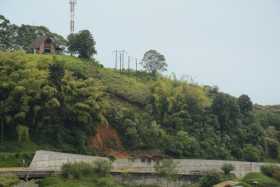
left=0, top=15, right=66, bottom=52
left=141, top=49, right=167, bottom=75
left=0, top=50, right=279, bottom=161
left=67, top=30, right=97, bottom=59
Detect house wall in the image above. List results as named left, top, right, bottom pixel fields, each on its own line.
left=34, top=39, right=57, bottom=54
left=39, top=43, right=45, bottom=54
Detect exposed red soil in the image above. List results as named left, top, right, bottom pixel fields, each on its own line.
left=88, top=125, right=167, bottom=159
left=88, top=124, right=129, bottom=158
left=110, top=151, right=129, bottom=159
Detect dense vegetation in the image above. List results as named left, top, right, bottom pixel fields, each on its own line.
left=0, top=175, right=20, bottom=187
left=0, top=50, right=280, bottom=163
left=1, top=14, right=280, bottom=166
left=0, top=15, right=66, bottom=52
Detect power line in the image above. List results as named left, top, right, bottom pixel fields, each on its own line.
left=113, top=50, right=127, bottom=72
left=113, top=50, right=141, bottom=73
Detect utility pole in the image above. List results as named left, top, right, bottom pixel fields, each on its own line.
left=135, top=58, right=138, bottom=73
left=118, top=50, right=126, bottom=72
left=122, top=51, right=125, bottom=71
left=119, top=51, right=122, bottom=72
left=128, top=56, right=131, bottom=72
left=113, top=50, right=118, bottom=70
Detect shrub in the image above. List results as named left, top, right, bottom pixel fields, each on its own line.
left=221, top=163, right=235, bottom=176
left=16, top=125, right=30, bottom=143
left=200, top=170, right=222, bottom=187
left=0, top=175, right=20, bottom=187
left=154, top=159, right=178, bottom=182
left=261, top=165, right=274, bottom=177
left=272, top=168, right=280, bottom=182
left=38, top=176, right=62, bottom=187
left=242, top=172, right=280, bottom=187
left=61, top=162, right=95, bottom=179
left=233, top=182, right=251, bottom=187
left=61, top=160, right=112, bottom=179
left=0, top=152, right=34, bottom=167
left=94, top=160, right=112, bottom=177
left=265, top=138, right=280, bottom=159
left=261, top=165, right=280, bottom=181
left=97, top=177, right=122, bottom=187
left=242, top=145, right=263, bottom=162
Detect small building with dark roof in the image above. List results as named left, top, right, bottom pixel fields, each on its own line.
left=31, top=36, right=62, bottom=54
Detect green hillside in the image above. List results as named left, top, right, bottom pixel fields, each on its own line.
left=0, top=51, right=280, bottom=165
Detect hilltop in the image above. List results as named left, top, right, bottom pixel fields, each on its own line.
left=0, top=51, right=280, bottom=167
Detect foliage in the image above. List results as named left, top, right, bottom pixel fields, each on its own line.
left=40, top=176, right=104, bottom=187
left=0, top=15, right=66, bottom=52
left=238, top=94, right=253, bottom=114
left=0, top=152, right=34, bottom=167
left=199, top=171, right=222, bottom=187
left=0, top=49, right=279, bottom=161
left=154, top=159, right=178, bottom=183
left=62, top=162, right=96, bottom=179
left=94, top=160, right=112, bottom=177
left=233, top=182, right=251, bottom=187
left=0, top=52, right=103, bottom=153
left=0, top=175, right=20, bottom=187
left=0, top=15, right=17, bottom=51
left=48, top=61, right=65, bottom=88
left=242, top=144, right=263, bottom=162
left=16, top=125, right=30, bottom=143
left=67, top=30, right=97, bottom=59
left=221, top=163, right=235, bottom=176
left=62, top=160, right=112, bottom=179
left=40, top=175, right=157, bottom=187
left=264, top=137, right=280, bottom=160
left=141, top=49, right=167, bottom=75
left=96, top=177, right=123, bottom=187
left=261, top=165, right=280, bottom=181
left=242, top=172, right=280, bottom=187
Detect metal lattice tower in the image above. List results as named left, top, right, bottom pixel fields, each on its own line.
left=69, top=0, right=77, bottom=34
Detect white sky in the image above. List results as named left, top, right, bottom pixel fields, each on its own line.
left=1, top=0, right=280, bottom=105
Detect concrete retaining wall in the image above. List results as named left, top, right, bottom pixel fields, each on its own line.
left=29, top=150, right=108, bottom=171
left=29, top=150, right=280, bottom=178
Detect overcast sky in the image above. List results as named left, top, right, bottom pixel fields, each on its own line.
left=1, top=0, right=280, bottom=105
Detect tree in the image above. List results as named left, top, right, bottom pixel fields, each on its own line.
left=93, top=160, right=112, bottom=177
left=141, top=49, right=167, bottom=75
left=0, top=83, right=10, bottom=143
left=165, top=131, right=199, bottom=158
left=265, top=138, right=280, bottom=159
left=48, top=62, right=65, bottom=89
left=0, top=15, right=66, bottom=52
left=154, top=159, right=178, bottom=187
left=221, top=163, right=235, bottom=176
left=16, top=125, right=30, bottom=143
left=0, top=15, right=17, bottom=51
left=238, top=95, right=253, bottom=114
left=67, top=30, right=97, bottom=59
left=15, top=25, right=66, bottom=52
left=243, top=144, right=263, bottom=162
left=211, top=93, right=241, bottom=140
left=200, top=171, right=222, bottom=187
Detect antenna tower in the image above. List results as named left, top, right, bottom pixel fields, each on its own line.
left=70, top=0, right=77, bottom=34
